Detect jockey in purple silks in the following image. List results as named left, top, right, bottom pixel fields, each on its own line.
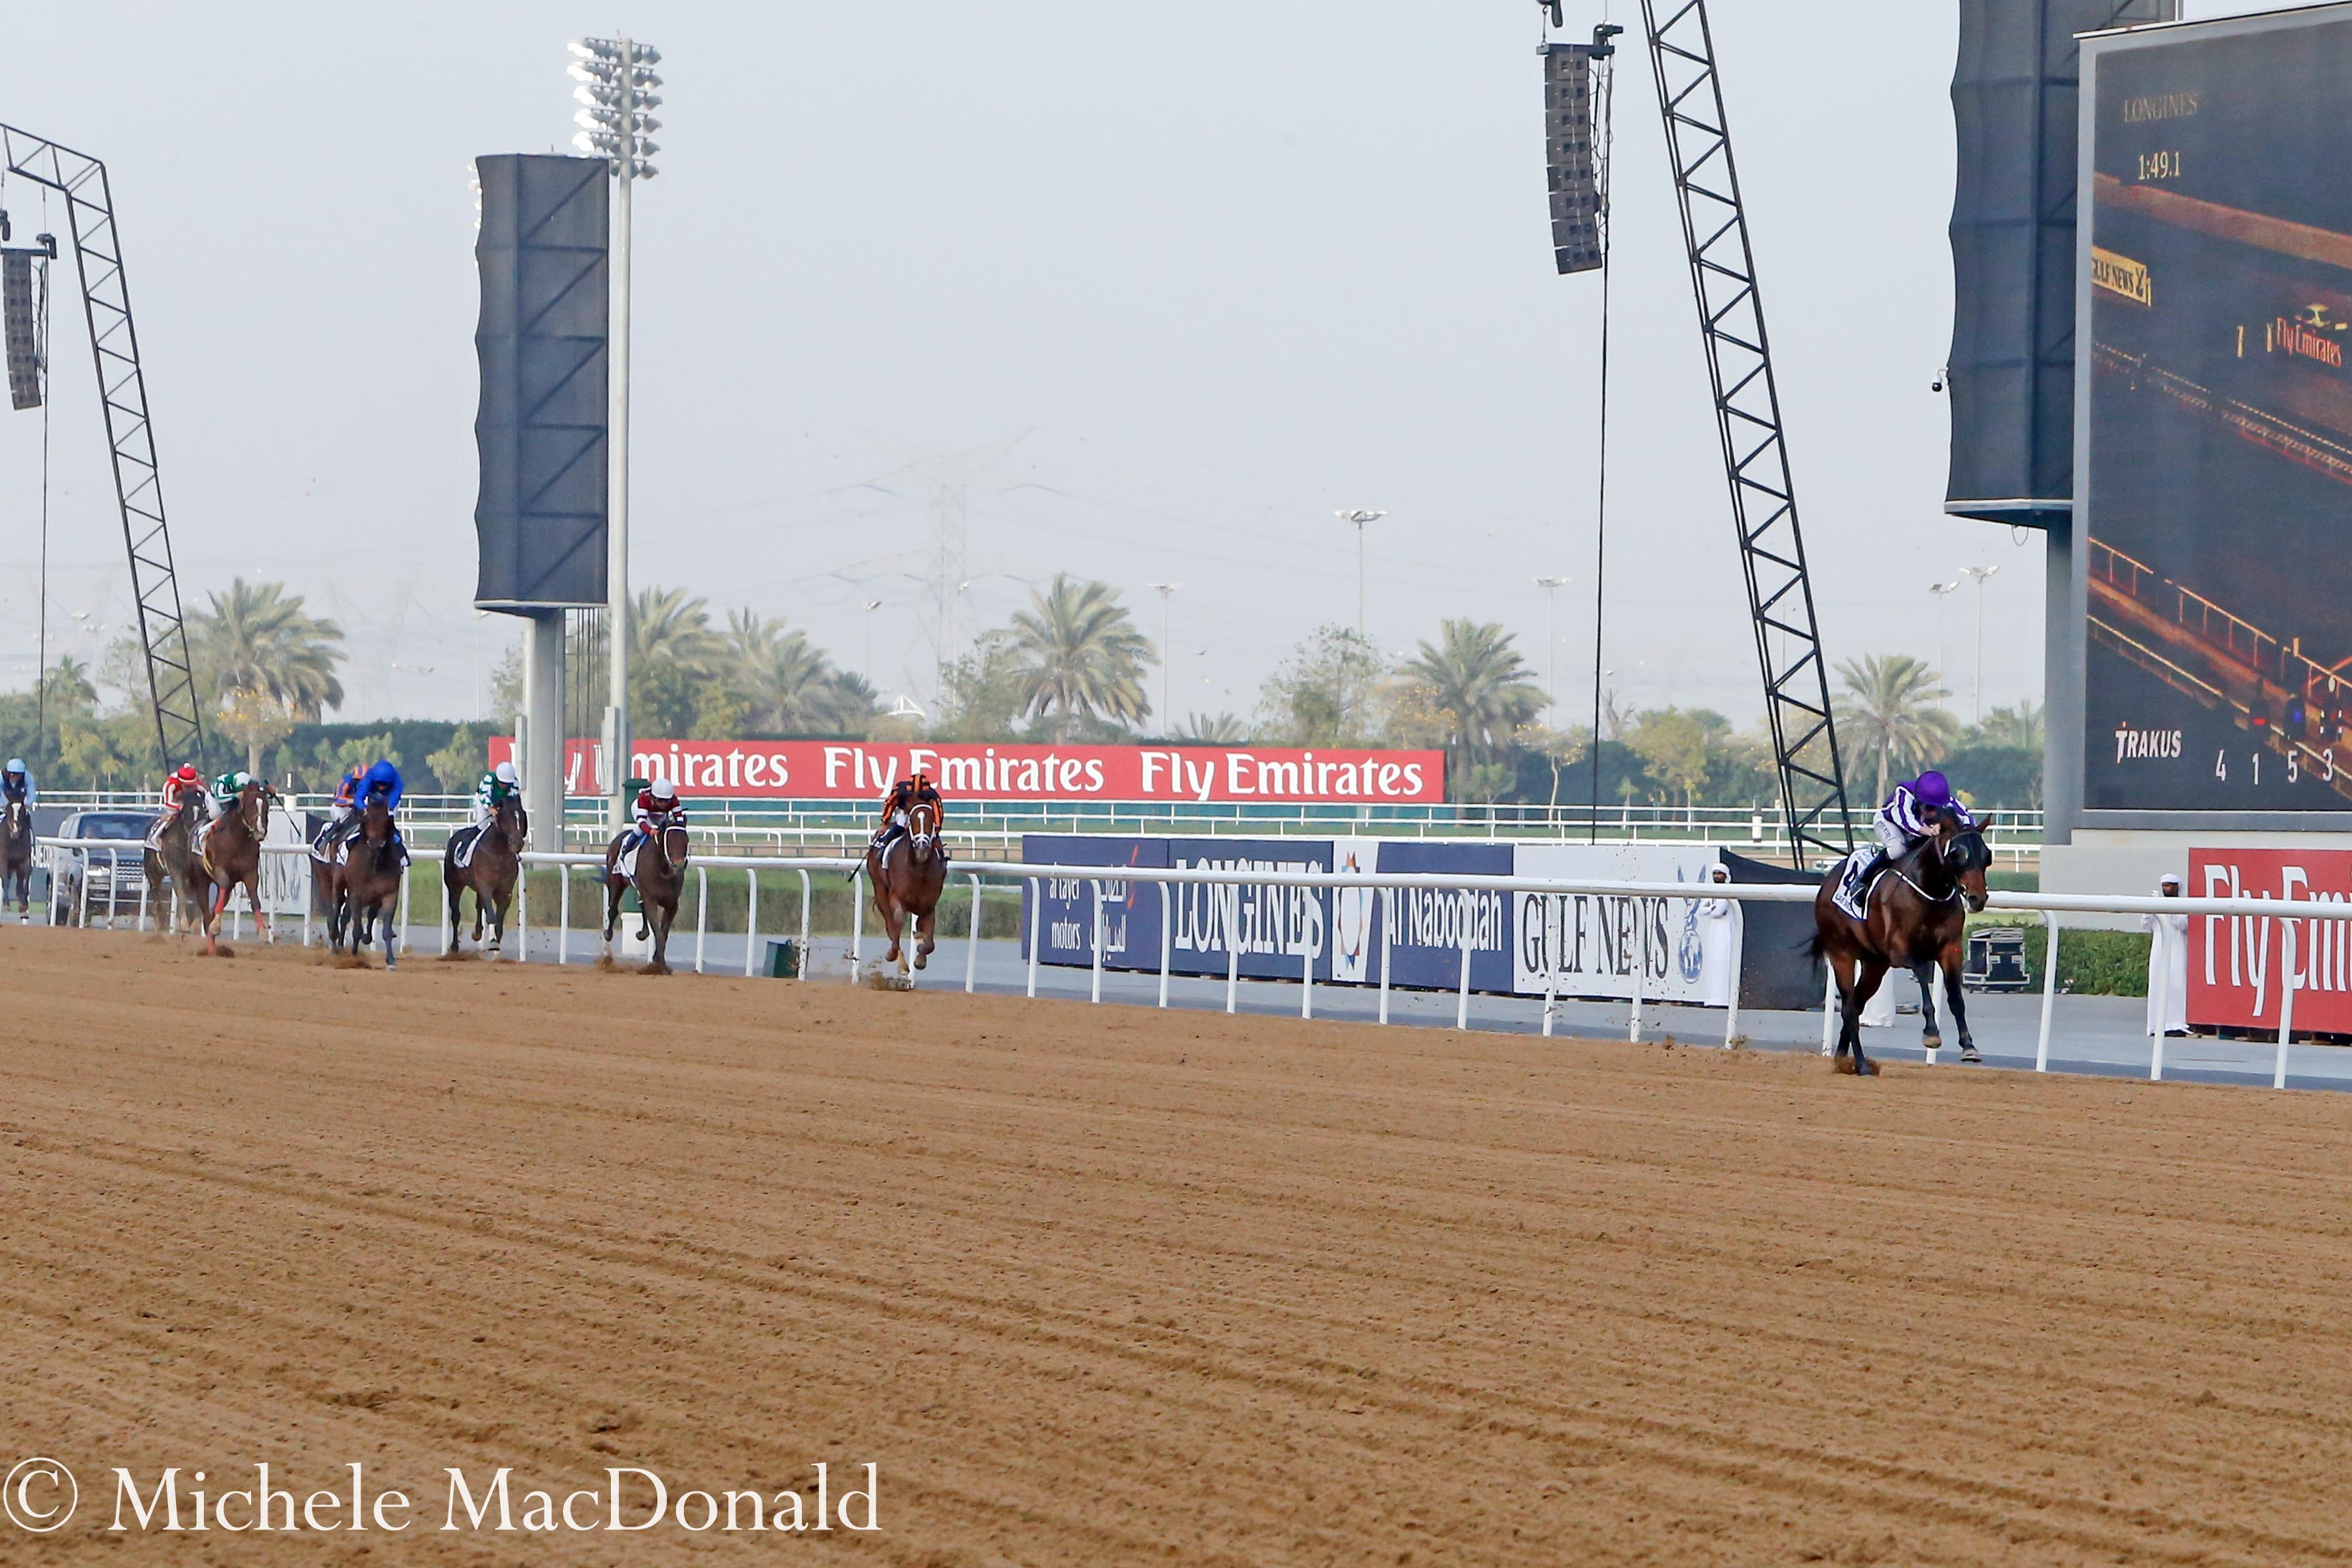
left=1859, top=770, right=1972, bottom=886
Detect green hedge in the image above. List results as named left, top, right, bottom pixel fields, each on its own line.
left=1967, top=916, right=2148, bottom=996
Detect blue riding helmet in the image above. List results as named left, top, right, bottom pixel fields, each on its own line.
left=3, top=759, right=21, bottom=773
left=1912, top=770, right=1954, bottom=810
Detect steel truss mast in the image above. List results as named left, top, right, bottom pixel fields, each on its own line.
left=1, top=122, right=204, bottom=773
left=1635, top=1, right=1852, bottom=864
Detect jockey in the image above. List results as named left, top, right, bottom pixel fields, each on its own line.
left=1858, top=770, right=1971, bottom=885
left=326, top=759, right=404, bottom=853
left=148, top=762, right=205, bottom=850
left=210, top=768, right=254, bottom=811
left=869, top=770, right=943, bottom=851
left=313, top=763, right=365, bottom=855
left=624, top=777, right=682, bottom=855
left=470, top=760, right=522, bottom=829
left=1, top=758, right=31, bottom=810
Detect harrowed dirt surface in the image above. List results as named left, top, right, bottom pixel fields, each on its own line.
left=3, top=929, right=2351, bottom=1565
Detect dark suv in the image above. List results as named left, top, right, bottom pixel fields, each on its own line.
left=49, top=810, right=156, bottom=926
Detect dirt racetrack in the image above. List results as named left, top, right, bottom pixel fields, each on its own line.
left=4, top=928, right=2352, bottom=1564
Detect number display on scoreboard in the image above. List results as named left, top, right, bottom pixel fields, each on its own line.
left=2079, top=12, right=2352, bottom=815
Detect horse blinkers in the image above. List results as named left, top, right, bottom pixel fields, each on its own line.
left=1944, top=830, right=1990, bottom=912
left=662, top=823, right=689, bottom=866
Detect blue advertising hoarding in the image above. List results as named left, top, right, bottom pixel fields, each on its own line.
left=1019, top=835, right=1170, bottom=967
left=1372, top=841, right=1515, bottom=993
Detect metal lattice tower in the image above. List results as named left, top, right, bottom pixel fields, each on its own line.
left=1635, top=2, right=1851, bottom=864
left=1, top=123, right=205, bottom=773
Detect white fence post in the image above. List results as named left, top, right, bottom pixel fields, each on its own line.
left=1026, top=876, right=1041, bottom=999
left=846, top=868, right=861, bottom=982
left=2275, top=921, right=2298, bottom=1091
left=1377, top=888, right=1393, bottom=1026
left=967, top=873, right=984, bottom=994
left=559, top=866, right=571, bottom=965
left=745, top=870, right=760, bottom=979
left=1723, top=903, right=1743, bottom=1049
left=1300, top=892, right=1315, bottom=1021
left=1090, top=878, right=1106, bottom=1004
left=798, top=870, right=813, bottom=983
left=1225, top=884, right=1240, bottom=1016
left=1820, top=963, right=1837, bottom=1058
left=1156, top=882, right=1171, bottom=1009
left=1628, top=905, right=1644, bottom=1044
left=2036, top=913, right=2058, bottom=1072
left=1455, top=895, right=1473, bottom=1032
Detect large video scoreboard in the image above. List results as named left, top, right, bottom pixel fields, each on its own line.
left=2073, top=4, right=2352, bottom=822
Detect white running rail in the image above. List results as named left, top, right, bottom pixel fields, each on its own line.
left=32, top=837, right=2313, bottom=1089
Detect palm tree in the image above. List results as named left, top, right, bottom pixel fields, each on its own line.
left=1397, top=620, right=1543, bottom=765
left=186, top=579, right=346, bottom=720
left=1002, top=576, right=1155, bottom=740
left=1969, top=700, right=2044, bottom=753
left=631, top=586, right=723, bottom=675
left=726, top=609, right=838, bottom=732
left=1833, top=653, right=1960, bottom=800
left=1177, top=712, right=1250, bottom=743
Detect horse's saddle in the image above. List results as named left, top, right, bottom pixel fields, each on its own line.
left=612, top=841, right=640, bottom=882
left=192, top=818, right=217, bottom=862
left=1833, top=848, right=1882, bottom=922
left=449, top=823, right=484, bottom=870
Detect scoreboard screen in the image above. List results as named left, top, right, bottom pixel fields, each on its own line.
left=2078, top=7, right=2352, bottom=815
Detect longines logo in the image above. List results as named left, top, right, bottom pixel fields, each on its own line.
left=2115, top=722, right=2184, bottom=763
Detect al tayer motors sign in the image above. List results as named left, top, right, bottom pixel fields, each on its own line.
left=488, top=738, right=1446, bottom=804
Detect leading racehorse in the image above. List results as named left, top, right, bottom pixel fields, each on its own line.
left=867, top=797, right=947, bottom=975
left=197, top=778, right=276, bottom=956
left=2, top=798, right=31, bottom=923
left=603, top=812, right=687, bottom=974
left=331, top=795, right=408, bottom=966
left=443, top=790, right=527, bottom=957
left=144, top=794, right=204, bottom=935
left=1808, top=814, right=1994, bottom=1075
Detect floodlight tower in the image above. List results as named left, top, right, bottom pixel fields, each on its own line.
left=569, top=34, right=662, bottom=824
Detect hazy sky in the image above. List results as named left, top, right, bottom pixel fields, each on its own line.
left=0, top=0, right=2288, bottom=734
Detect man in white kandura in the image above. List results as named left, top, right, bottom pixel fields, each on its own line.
left=2141, top=872, right=2188, bottom=1039
left=1696, top=864, right=1740, bottom=1009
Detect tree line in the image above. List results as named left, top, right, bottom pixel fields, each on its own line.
left=0, top=575, right=2044, bottom=808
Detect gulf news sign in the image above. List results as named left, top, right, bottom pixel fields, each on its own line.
left=486, top=738, right=1445, bottom=805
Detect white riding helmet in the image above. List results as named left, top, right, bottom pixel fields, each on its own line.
left=494, top=760, right=519, bottom=785
left=650, top=778, right=677, bottom=802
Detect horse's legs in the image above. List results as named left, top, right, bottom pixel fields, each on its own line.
left=1848, top=960, right=1887, bottom=1077
left=646, top=903, right=673, bottom=975
left=1939, top=943, right=1979, bottom=1063
left=382, top=898, right=400, bottom=969
left=602, top=878, right=622, bottom=948
left=248, top=876, right=272, bottom=944
left=1913, top=959, right=1942, bottom=1049
left=913, top=906, right=934, bottom=970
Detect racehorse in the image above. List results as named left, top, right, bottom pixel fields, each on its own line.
left=866, top=798, right=947, bottom=974
left=443, top=790, right=527, bottom=956
left=2, top=798, right=31, bottom=923
left=144, top=795, right=204, bottom=934
left=331, top=795, right=407, bottom=966
left=1808, top=814, right=1994, bottom=1075
left=602, top=812, right=687, bottom=974
left=197, top=779, right=276, bottom=956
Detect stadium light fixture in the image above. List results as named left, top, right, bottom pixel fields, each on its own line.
left=1333, top=510, right=1387, bottom=640
left=1533, top=574, right=1572, bottom=719
left=567, top=34, right=663, bottom=825
left=1959, top=565, right=1999, bottom=724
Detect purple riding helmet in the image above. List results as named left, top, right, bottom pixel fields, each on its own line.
left=1911, top=770, right=1954, bottom=810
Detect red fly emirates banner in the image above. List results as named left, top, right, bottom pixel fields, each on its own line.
left=486, top=738, right=1446, bottom=805
left=2187, top=848, right=2352, bottom=1032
